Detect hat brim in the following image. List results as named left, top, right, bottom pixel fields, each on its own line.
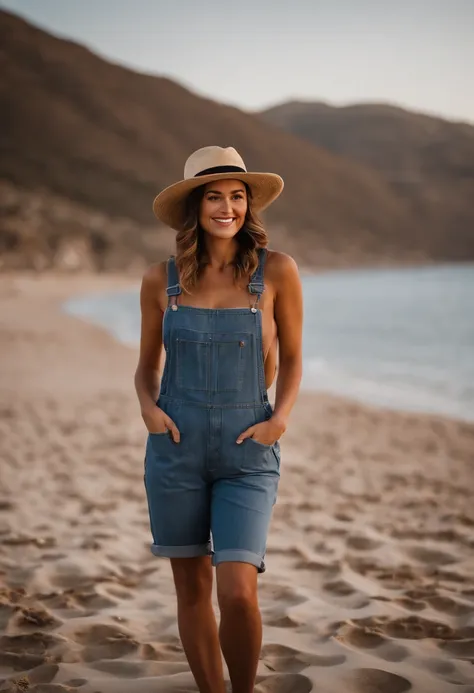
left=153, top=171, right=284, bottom=231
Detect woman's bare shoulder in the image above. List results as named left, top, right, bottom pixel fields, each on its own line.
left=140, top=261, right=168, bottom=309
left=265, top=249, right=300, bottom=287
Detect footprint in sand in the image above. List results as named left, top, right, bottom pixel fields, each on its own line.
left=255, top=672, right=313, bottom=693
left=72, top=588, right=118, bottom=610
left=376, top=644, right=410, bottom=663
left=72, top=623, right=139, bottom=662
left=0, top=651, right=45, bottom=672
left=322, top=580, right=370, bottom=608
left=139, top=638, right=187, bottom=663
left=27, top=663, right=59, bottom=685
left=0, top=602, right=15, bottom=631
left=383, top=616, right=454, bottom=640
left=422, top=657, right=456, bottom=675
left=345, top=556, right=381, bottom=578
left=325, top=526, right=349, bottom=537
left=428, top=595, right=473, bottom=617
left=261, top=643, right=345, bottom=674
left=38, top=591, right=83, bottom=615
left=335, top=624, right=409, bottom=662
left=337, top=624, right=388, bottom=649
left=352, top=615, right=454, bottom=640
left=258, top=584, right=309, bottom=607
left=403, top=587, right=437, bottom=601
left=333, top=511, right=353, bottom=522
left=420, top=657, right=470, bottom=686
left=294, top=559, right=341, bottom=578
left=323, top=579, right=356, bottom=596
left=104, top=585, right=135, bottom=601
left=263, top=614, right=300, bottom=628
left=0, top=660, right=70, bottom=692
left=373, top=565, right=418, bottom=589
left=10, top=605, right=62, bottom=631
left=346, top=535, right=382, bottom=551
left=438, top=638, right=474, bottom=661
left=404, top=545, right=456, bottom=566
left=394, top=596, right=426, bottom=612
left=342, top=667, right=412, bottom=693
left=0, top=632, right=64, bottom=658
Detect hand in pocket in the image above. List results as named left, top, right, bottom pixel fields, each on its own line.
left=142, top=405, right=180, bottom=443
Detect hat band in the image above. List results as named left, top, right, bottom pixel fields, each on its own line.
left=194, top=165, right=246, bottom=177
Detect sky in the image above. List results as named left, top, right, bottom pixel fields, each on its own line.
left=2, top=0, right=474, bottom=124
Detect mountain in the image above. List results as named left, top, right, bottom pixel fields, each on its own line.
left=260, top=101, right=474, bottom=262
left=0, top=10, right=469, bottom=272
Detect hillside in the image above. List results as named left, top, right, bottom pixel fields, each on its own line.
left=0, top=11, right=469, bottom=271
left=260, top=101, right=474, bottom=262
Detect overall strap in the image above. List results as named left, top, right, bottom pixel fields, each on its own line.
left=248, top=247, right=267, bottom=310
left=166, top=255, right=181, bottom=307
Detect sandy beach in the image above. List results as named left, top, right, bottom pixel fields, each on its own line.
left=1, top=272, right=473, bottom=693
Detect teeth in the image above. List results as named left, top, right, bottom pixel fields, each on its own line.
left=214, top=218, right=234, bottom=223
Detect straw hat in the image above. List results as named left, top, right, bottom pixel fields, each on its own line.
left=153, top=146, right=284, bottom=231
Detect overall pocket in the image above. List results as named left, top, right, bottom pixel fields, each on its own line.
left=145, top=398, right=182, bottom=464
left=221, top=407, right=281, bottom=476
left=214, top=332, right=250, bottom=392
left=175, top=329, right=210, bottom=391
left=244, top=437, right=280, bottom=474
left=175, top=328, right=251, bottom=393
left=147, top=430, right=175, bottom=461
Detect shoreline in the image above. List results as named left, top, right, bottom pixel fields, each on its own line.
left=1, top=272, right=473, bottom=693
left=56, top=270, right=474, bottom=426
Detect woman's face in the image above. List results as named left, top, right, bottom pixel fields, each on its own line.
left=199, top=179, right=248, bottom=238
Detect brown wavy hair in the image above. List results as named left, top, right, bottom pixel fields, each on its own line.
left=174, top=183, right=268, bottom=294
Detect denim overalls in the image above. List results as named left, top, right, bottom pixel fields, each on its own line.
left=144, top=248, right=280, bottom=573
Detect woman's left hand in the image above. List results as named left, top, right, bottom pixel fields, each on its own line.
left=236, top=415, right=287, bottom=446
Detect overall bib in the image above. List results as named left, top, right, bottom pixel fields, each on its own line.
left=144, top=248, right=280, bottom=573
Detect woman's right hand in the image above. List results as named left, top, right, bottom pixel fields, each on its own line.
left=142, top=404, right=180, bottom=443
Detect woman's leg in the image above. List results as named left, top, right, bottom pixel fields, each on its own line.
left=216, top=562, right=261, bottom=693
left=170, top=556, right=226, bottom=693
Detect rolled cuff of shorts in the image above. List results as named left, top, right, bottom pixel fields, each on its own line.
left=150, top=541, right=212, bottom=558
left=212, top=549, right=266, bottom=574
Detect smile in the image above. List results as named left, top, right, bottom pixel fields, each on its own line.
left=213, top=218, right=235, bottom=225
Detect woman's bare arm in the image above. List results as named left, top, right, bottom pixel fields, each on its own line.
left=236, top=251, right=303, bottom=445
left=134, top=262, right=181, bottom=441
left=134, top=263, right=165, bottom=415
left=270, top=251, right=303, bottom=430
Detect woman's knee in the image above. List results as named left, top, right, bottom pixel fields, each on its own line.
left=170, top=556, right=213, bottom=607
left=216, top=562, right=258, bottom=612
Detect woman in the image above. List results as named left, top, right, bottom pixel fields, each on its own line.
left=134, top=146, right=303, bottom=693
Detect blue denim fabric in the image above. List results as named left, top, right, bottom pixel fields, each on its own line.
left=144, top=248, right=280, bottom=573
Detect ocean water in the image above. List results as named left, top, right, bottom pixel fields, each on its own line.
left=63, top=264, right=474, bottom=422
